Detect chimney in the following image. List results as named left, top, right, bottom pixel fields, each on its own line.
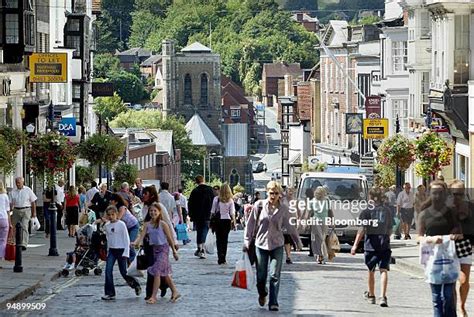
left=284, top=74, right=293, bottom=97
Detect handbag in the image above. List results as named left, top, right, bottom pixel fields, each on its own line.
left=210, top=199, right=221, bottom=230
left=136, top=247, right=149, bottom=270
left=5, top=228, right=15, bottom=261
left=175, top=223, right=189, bottom=241
left=247, top=202, right=263, bottom=266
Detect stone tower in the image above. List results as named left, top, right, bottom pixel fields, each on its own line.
left=161, top=39, right=222, bottom=141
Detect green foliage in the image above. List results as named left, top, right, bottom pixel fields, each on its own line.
left=108, top=70, right=145, bottom=103
left=377, top=134, right=415, bottom=171
left=319, top=0, right=384, bottom=23
left=97, top=0, right=135, bottom=52
left=0, top=126, right=26, bottom=175
left=93, top=53, right=121, bottom=78
left=374, top=163, right=395, bottom=188
left=94, top=93, right=129, bottom=122
left=233, top=183, right=245, bottom=194
left=75, top=165, right=96, bottom=186
left=356, top=15, right=382, bottom=25
left=113, top=163, right=139, bottom=190
left=302, top=159, right=326, bottom=172
left=27, top=132, right=77, bottom=187
left=414, top=131, right=453, bottom=178
left=136, top=0, right=317, bottom=94
left=96, top=11, right=123, bottom=53
left=77, top=134, right=126, bottom=170
left=109, top=110, right=205, bottom=176
left=279, top=0, right=318, bottom=10
left=129, top=11, right=162, bottom=48
left=182, top=175, right=221, bottom=198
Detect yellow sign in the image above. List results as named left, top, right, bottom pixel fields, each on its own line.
left=29, top=53, right=67, bottom=83
left=363, top=118, right=389, bottom=139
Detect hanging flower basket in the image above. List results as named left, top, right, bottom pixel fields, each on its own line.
left=377, top=134, right=415, bottom=171
left=0, top=127, right=26, bottom=175
left=77, top=134, right=125, bottom=170
left=414, top=131, right=452, bottom=178
left=27, top=132, right=77, bottom=187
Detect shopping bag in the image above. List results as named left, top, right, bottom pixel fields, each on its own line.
left=328, top=229, right=341, bottom=253
left=61, top=216, right=66, bottom=229
left=231, top=253, right=254, bottom=290
left=392, top=217, right=400, bottom=233
left=136, top=248, right=149, bottom=270
left=204, top=231, right=216, bottom=254
left=175, top=223, right=189, bottom=241
left=419, top=241, right=434, bottom=265
left=425, top=236, right=460, bottom=285
left=31, top=217, right=41, bottom=231
left=127, top=256, right=145, bottom=277
left=5, top=229, right=15, bottom=261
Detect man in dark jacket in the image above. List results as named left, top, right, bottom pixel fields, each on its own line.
left=188, top=175, right=215, bottom=259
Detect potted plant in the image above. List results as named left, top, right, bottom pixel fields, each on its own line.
left=77, top=134, right=126, bottom=171
left=414, top=131, right=452, bottom=178
left=0, top=127, right=26, bottom=175
left=377, top=134, right=415, bottom=171
left=27, top=131, right=76, bottom=187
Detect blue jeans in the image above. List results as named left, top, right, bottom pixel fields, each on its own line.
left=104, top=248, right=129, bottom=296
left=195, top=220, right=210, bottom=247
left=430, top=283, right=457, bottom=317
left=128, top=225, right=139, bottom=263
left=256, top=246, right=284, bottom=307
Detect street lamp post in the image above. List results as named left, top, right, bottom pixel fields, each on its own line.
left=46, top=107, right=59, bottom=256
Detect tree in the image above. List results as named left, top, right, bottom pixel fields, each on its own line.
left=93, top=53, right=121, bottom=78
left=77, top=134, right=126, bottom=170
left=96, top=11, right=122, bottom=53
left=280, top=0, right=318, bottom=11
left=108, top=70, right=145, bottom=103
left=75, top=165, right=96, bottom=186
left=94, top=93, right=129, bottom=122
left=109, top=110, right=205, bottom=177
left=129, top=11, right=161, bottom=48
left=113, top=163, right=138, bottom=191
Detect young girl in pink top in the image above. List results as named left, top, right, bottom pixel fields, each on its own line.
left=133, top=202, right=180, bottom=304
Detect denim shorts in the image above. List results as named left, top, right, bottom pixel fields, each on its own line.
left=364, top=250, right=392, bottom=271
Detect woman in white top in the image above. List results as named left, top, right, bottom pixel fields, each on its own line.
left=210, top=183, right=236, bottom=265
left=0, top=181, right=11, bottom=265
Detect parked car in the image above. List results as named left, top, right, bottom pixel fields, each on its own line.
left=142, top=179, right=161, bottom=189
left=252, top=162, right=267, bottom=173
left=133, top=104, right=143, bottom=110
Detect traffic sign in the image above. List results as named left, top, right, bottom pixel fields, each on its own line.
left=363, top=118, right=389, bottom=139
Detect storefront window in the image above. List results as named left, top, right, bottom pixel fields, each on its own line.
left=454, top=15, right=470, bottom=85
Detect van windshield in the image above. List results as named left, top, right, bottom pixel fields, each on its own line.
left=298, top=177, right=366, bottom=201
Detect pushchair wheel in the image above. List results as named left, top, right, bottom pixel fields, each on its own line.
left=75, top=270, right=82, bottom=276
left=61, top=269, right=69, bottom=277
left=82, top=268, right=89, bottom=276
left=94, top=268, right=102, bottom=276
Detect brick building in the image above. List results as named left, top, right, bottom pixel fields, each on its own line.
left=262, top=62, right=303, bottom=107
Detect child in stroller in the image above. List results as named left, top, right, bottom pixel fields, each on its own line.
left=61, top=224, right=107, bottom=277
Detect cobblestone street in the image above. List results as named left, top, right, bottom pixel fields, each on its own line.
left=6, top=230, right=471, bottom=317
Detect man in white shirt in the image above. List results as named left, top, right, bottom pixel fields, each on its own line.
left=159, top=182, right=177, bottom=224
left=86, top=181, right=99, bottom=205
left=396, top=182, right=415, bottom=240
left=10, top=177, right=38, bottom=250
left=55, top=179, right=66, bottom=230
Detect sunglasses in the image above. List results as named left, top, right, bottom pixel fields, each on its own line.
left=268, top=192, right=280, bottom=196
left=451, top=193, right=465, bottom=197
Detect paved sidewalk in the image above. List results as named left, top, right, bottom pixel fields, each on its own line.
left=0, top=229, right=76, bottom=309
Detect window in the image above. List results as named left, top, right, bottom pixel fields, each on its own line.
left=66, top=35, right=81, bottom=57
left=67, top=19, right=81, bottom=32
left=200, top=73, right=208, bottom=105
left=230, top=109, right=240, bottom=118
left=184, top=74, right=192, bottom=104
left=454, top=15, right=470, bottom=85
left=24, top=11, right=34, bottom=46
left=72, top=83, right=81, bottom=99
left=72, top=102, right=81, bottom=120
left=5, top=0, right=18, bottom=8
left=392, top=99, right=408, bottom=133
left=421, top=72, right=429, bottom=113
left=392, top=41, right=407, bottom=72
left=5, top=14, right=19, bottom=44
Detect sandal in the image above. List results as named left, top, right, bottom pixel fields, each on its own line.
left=146, top=298, right=157, bottom=304
left=170, top=293, right=181, bottom=303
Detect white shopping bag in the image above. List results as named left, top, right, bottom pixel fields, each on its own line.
left=231, top=252, right=254, bottom=290
left=31, top=217, right=41, bottom=231
left=204, top=231, right=216, bottom=254
left=419, top=240, right=434, bottom=265
left=127, top=256, right=145, bottom=278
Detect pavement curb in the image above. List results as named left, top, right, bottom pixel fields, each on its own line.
left=0, top=281, right=41, bottom=310
left=392, top=255, right=425, bottom=277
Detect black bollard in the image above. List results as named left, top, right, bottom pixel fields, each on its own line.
left=48, top=205, right=59, bottom=256
left=13, top=222, right=23, bottom=273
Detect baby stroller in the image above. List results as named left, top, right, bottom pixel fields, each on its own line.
left=61, top=224, right=106, bottom=277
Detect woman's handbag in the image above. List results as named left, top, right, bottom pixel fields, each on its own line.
left=136, top=247, right=149, bottom=270
left=455, top=238, right=472, bottom=258
left=210, top=200, right=221, bottom=231
left=175, top=223, right=189, bottom=241
left=247, top=203, right=263, bottom=266
left=5, top=228, right=15, bottom=261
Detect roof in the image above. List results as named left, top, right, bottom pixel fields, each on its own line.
left=291, top=13, right=319, bottom=23
left=221, top=75, right=246, bottom=96
left=152, top=90, right=163, bottom=104
left=140, top=55, right=162, bottom=67
left=263, top=62, right=302, bottom=79
left=181, top=42, right=212, bottom=53
left=222, top=83, right=249, bottom=105
left=322, top=20, right=349, bottom=46
left=185, top=114, right=221, bottom=146
left=148, top=130, right=174, bottom=157
left=115, top=48, right=152, bottom=57
left=223, top=123, right=248, bottom=157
